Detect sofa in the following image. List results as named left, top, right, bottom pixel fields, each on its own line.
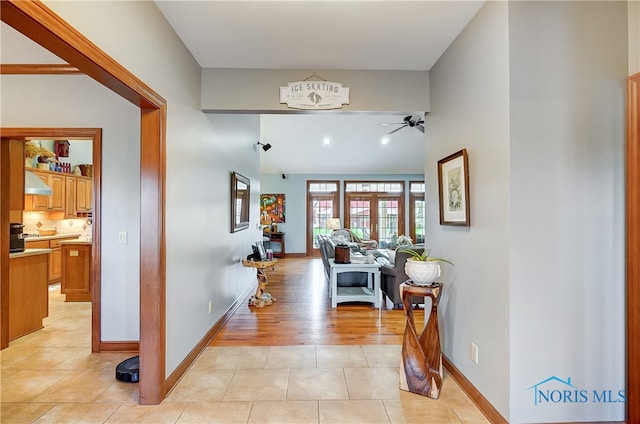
left=380, top=246, right=425, bottom=309
left=317, top=234, right=369, bottom=287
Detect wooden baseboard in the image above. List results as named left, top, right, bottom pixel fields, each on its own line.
left=443, top=355, right=508, bottom=424
left=164, top=284, right=254, bottom=395
left=99, top=341, right=139, bottom=352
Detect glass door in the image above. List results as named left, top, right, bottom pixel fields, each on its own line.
left=307, top=181, right=339, bottom=256
left=377, top=195, right=401, bottom=247
left=347, top=195, right=373, bottom=241
left=346, top=194, right=404, bottom=247
left=410, top=182, right=425, bottom=244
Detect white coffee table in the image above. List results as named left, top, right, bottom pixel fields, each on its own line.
left=329, top=259, right=381, bottom=308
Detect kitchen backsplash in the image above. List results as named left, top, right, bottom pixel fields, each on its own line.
left=23, top=211, right=92, bottom=240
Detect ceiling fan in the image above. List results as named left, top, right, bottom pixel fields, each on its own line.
left=380, top=114, right=425, bottom=134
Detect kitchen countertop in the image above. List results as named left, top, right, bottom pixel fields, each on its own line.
left=24, top=233, right=82, bottom=242
left=9, top=248, right=53, bottom=259
left=58, top=240, right=92, bottom=246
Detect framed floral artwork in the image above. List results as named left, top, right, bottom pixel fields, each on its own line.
left=437, top=149, right=470, bottom=226
left=260, top=193, right=286, bottom=223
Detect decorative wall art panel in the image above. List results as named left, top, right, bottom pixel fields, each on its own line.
left=260, top=193, right=286, bottom=223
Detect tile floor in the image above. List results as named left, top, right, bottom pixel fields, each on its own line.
left=1, top=286, right=490, bottom=423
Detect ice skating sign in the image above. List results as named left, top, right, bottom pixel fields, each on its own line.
left=280, top=80, right=349, bottom=110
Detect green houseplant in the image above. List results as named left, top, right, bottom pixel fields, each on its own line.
left=402, top=248, right=454, bottom=285
left=401, top=248, right=454, bottom=265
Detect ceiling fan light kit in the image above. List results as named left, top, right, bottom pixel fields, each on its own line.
left=380, top=114, right=425, bottom=135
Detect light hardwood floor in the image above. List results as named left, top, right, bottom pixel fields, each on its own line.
left=0, top=257, right=490, bottom=423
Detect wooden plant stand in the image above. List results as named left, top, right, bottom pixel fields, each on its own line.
left=242, top=259, right=277, bottom=307
left=399, top=281, right=444, bottom=399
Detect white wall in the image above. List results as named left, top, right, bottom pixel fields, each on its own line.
left=429, top=1, right=627, bottom=422
left=508, top=1, right=626, bottom=422
left=28, top=139, right=92, bottom=169
left=1, top=74, right=142, bottom=341
left=427, top=1, right=511, bottom=418
left=630, top=0, right=640, bottom=74
left=202, top=68, right=430, bottom=113
left=30, top=1, right=262, bottom=375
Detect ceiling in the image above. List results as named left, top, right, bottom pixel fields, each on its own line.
left=2, top=1, right=485, bottom=175
left=153, top=1, right=484, bottom=71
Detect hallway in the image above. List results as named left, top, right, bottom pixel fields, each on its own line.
left=0, top=258, right=489, bottom=423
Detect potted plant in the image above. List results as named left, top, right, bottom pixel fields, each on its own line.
left=396, top=234, right=413, bottom=247
left=402, top=248, right=454, bottom=286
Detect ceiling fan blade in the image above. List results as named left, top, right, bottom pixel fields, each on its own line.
left=387, top=125, right=408, bottom=134
left=379, top=122, right=404, bottom=126
left=415, top=123, right=425, bottom=133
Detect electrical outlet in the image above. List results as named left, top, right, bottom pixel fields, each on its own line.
left=118, top=231, right=127, bottom=244
left=471, top=342, right=479, bottom=364
left=208, top=300, right=213, bottom=314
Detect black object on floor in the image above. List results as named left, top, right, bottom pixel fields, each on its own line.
left=115, top=355, right=139, bottom=383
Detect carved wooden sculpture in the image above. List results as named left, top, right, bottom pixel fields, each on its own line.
left=399, top=281, right=444, bottom=399
left=242, top=259, right=277, bottom=307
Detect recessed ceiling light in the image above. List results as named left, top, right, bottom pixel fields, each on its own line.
left=381, top=137, right=389, bottom=145
left=323, top=137, right=331, bottom=145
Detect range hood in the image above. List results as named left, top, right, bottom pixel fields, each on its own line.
left=25, top=170, right=52, bottom=196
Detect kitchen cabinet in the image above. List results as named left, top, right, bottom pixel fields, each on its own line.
left=8, top=139, right=25, bottom=215
left=65, top=176, right=77, bottom=218
left=76, top=176, right=92, bottom=214
left=61, top=242, right=92, bottom=302
left=25, top=170, right=92, bottom=217
left=26, top=236, right=80, bottom=284
left=26, top=170, right=65, bottom=212
left=8, top=251, right=49, bottom=340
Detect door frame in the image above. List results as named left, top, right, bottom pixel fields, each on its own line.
left=627, top=71, right=640, bottom=423
left=1, top=0, right=167, bottom=405
left=1, top=128, right=102, bottom=352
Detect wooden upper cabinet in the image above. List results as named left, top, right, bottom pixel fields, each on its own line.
left=65, top=176, right=77, bottom=218
left=25, top=170, right=66, bottom=212
left=8, top=139, right=25, bottom=212
left=76, top=176, right=92, bottom=213
left=49, top=174, right=65, bottom=211
left=28, top=172, right=50, bottom=211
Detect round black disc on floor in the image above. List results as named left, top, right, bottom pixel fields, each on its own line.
left=115, top=355, right=139, bottom=383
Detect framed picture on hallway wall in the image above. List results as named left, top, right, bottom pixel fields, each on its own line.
left=260, top=193, right=285, bottom=223
left=437, top=149, right=470, bottom=226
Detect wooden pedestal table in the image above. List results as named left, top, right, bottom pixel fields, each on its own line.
left=242, top=259, right=278, bottom=307
left=399, top=281, right=444, bottom=399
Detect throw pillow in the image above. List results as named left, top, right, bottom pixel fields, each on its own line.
left=386, top=249, right=396, bottom=265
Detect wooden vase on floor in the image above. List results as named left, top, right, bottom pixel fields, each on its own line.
left=399, top=282, right=444, bottom=399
